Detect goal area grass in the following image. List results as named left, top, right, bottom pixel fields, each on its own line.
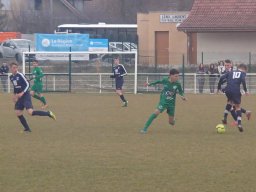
left=1, top=93, right=255, bottom=192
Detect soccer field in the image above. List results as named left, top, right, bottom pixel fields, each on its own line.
left=0, top=93, right=255, bottom=192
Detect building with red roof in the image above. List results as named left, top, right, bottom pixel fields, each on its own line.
left=178, top=0, right=256, bottom=64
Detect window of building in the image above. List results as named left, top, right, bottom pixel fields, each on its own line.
left=35, top=0, right=42, bottom=10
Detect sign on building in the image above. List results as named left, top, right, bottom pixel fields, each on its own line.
left=160, top=14, right=188, bottom=23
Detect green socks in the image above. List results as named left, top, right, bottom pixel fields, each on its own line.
left=41, top=96, right=46, bottom=105
left=143, top=113, right=157, bottom=132
left=33, top=94, right=47, bottom=105
left=33, top=94, right=41, bottom=101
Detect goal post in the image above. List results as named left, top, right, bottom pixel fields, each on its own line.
left=22, top=51, right=138, bottom=94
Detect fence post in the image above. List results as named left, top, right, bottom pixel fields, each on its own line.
left=53, top=75, right=56, bottom=91
left=45, top=75, right=48, bottom=92
left=28, top=44, right=31, bottom=79
left=249, top=52, right=252, bottom=92
left=147, top=76, right=149, bottom=92
left=194, top=73, right=197, bottom=94
left=182, top=54, right=185, bottom=93
left=8, top=73, right=10, bottom=93
left=99, top=73, right=102, bottom=94
left=134, top=52, right=138, bottom=94
left=201, top=52, right=204, bottom=64
left=69, top=47, right=72, bottom=92
left=249, top=52, right=252, bottom=72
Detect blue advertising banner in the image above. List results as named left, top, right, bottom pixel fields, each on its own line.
left=89, top=39, right=108, bottom=51
left=35, top=33, right=89, bottom=51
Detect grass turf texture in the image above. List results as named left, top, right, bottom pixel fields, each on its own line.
left=0, top=93, right=255, bottom=192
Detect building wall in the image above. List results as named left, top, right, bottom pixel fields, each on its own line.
left=137, top=11, right=188, bottom=66
left=197, top=32, right=256, bottom=64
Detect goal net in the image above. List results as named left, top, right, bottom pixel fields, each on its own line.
left=22, top=51, right=138, bottom=93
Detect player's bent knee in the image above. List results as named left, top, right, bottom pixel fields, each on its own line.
left=154, top=110, right=160, bottom=115
left=15, top=110, right=23, bottom=116
left=27, top=109, right=34, bottom=116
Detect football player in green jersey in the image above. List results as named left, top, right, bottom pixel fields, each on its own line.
left=141, top=68, right=187, bottom=133
left=30, top=60, right=48, bottom=109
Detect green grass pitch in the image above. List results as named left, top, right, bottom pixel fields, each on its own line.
left=0, top=93, right=255, bottom=192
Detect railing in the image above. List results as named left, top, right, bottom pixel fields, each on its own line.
left=3, top=73, right=256, bottom=94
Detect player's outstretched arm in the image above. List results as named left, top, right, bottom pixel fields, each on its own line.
left=145, top=80, right=163, bottom=87
left=27, top=75, right=35, bottom=82
left=144, top=82, right=149, bottom=87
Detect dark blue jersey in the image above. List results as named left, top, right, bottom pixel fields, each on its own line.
left=218, top=68, right=233, bottom=92
left=0, top=65, right=9, bottom=74
left=10, top=72, right=30, bottom=94
left=112, top=64, right=127, bottom=80
left=218, top=69, right=247, bottom=93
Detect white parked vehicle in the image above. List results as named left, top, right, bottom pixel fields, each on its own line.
left=109, top=42, right=137, bottom=52
left=0, top=39, right=35, bottom=63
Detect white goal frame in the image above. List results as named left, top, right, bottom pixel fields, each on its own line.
left=22, top=51, right=138, bottom=94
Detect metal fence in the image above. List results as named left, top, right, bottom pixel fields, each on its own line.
left=3, top=73, right=256, bottom=94
left=138, top=51, right=256, bottom=67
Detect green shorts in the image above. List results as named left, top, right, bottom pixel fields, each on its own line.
left=31, top=83, right=43, bottom=93
left=157, top=102, right=175, bottom=116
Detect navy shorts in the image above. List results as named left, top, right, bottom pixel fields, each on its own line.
left=225, top=90, right=241, bottom=104
left=15, top=92, right=33, bottom=110
left=115, top=79, right=124, bottom=90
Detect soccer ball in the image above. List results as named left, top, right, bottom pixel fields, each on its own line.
left=216, top=124, right=226, bottom=134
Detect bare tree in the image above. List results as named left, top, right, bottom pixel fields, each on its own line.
left=0, top=0, right=8, bottom=30
left=177, top=0, right=194, bottom=11
left=84, top=0, right=194, bottom=24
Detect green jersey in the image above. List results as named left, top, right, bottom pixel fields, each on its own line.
left=32, top=67, right=44, bottom=84
left=149, top=77, right=184, bottom=105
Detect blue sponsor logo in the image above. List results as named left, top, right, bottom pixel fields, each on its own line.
left=89, top=39, right=108, bottom=48
left=36, top=34, right=89, bottom=51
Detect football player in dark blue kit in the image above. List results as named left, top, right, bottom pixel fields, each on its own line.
left=110, top=55, right=128, bottom=107
left=217, top=63, right=249, bottom=132
left=9, top=62, right=56, bottom=133
left=220, top=60, right=251, bottom=125
left=0, top=62, right=9, bottom=92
